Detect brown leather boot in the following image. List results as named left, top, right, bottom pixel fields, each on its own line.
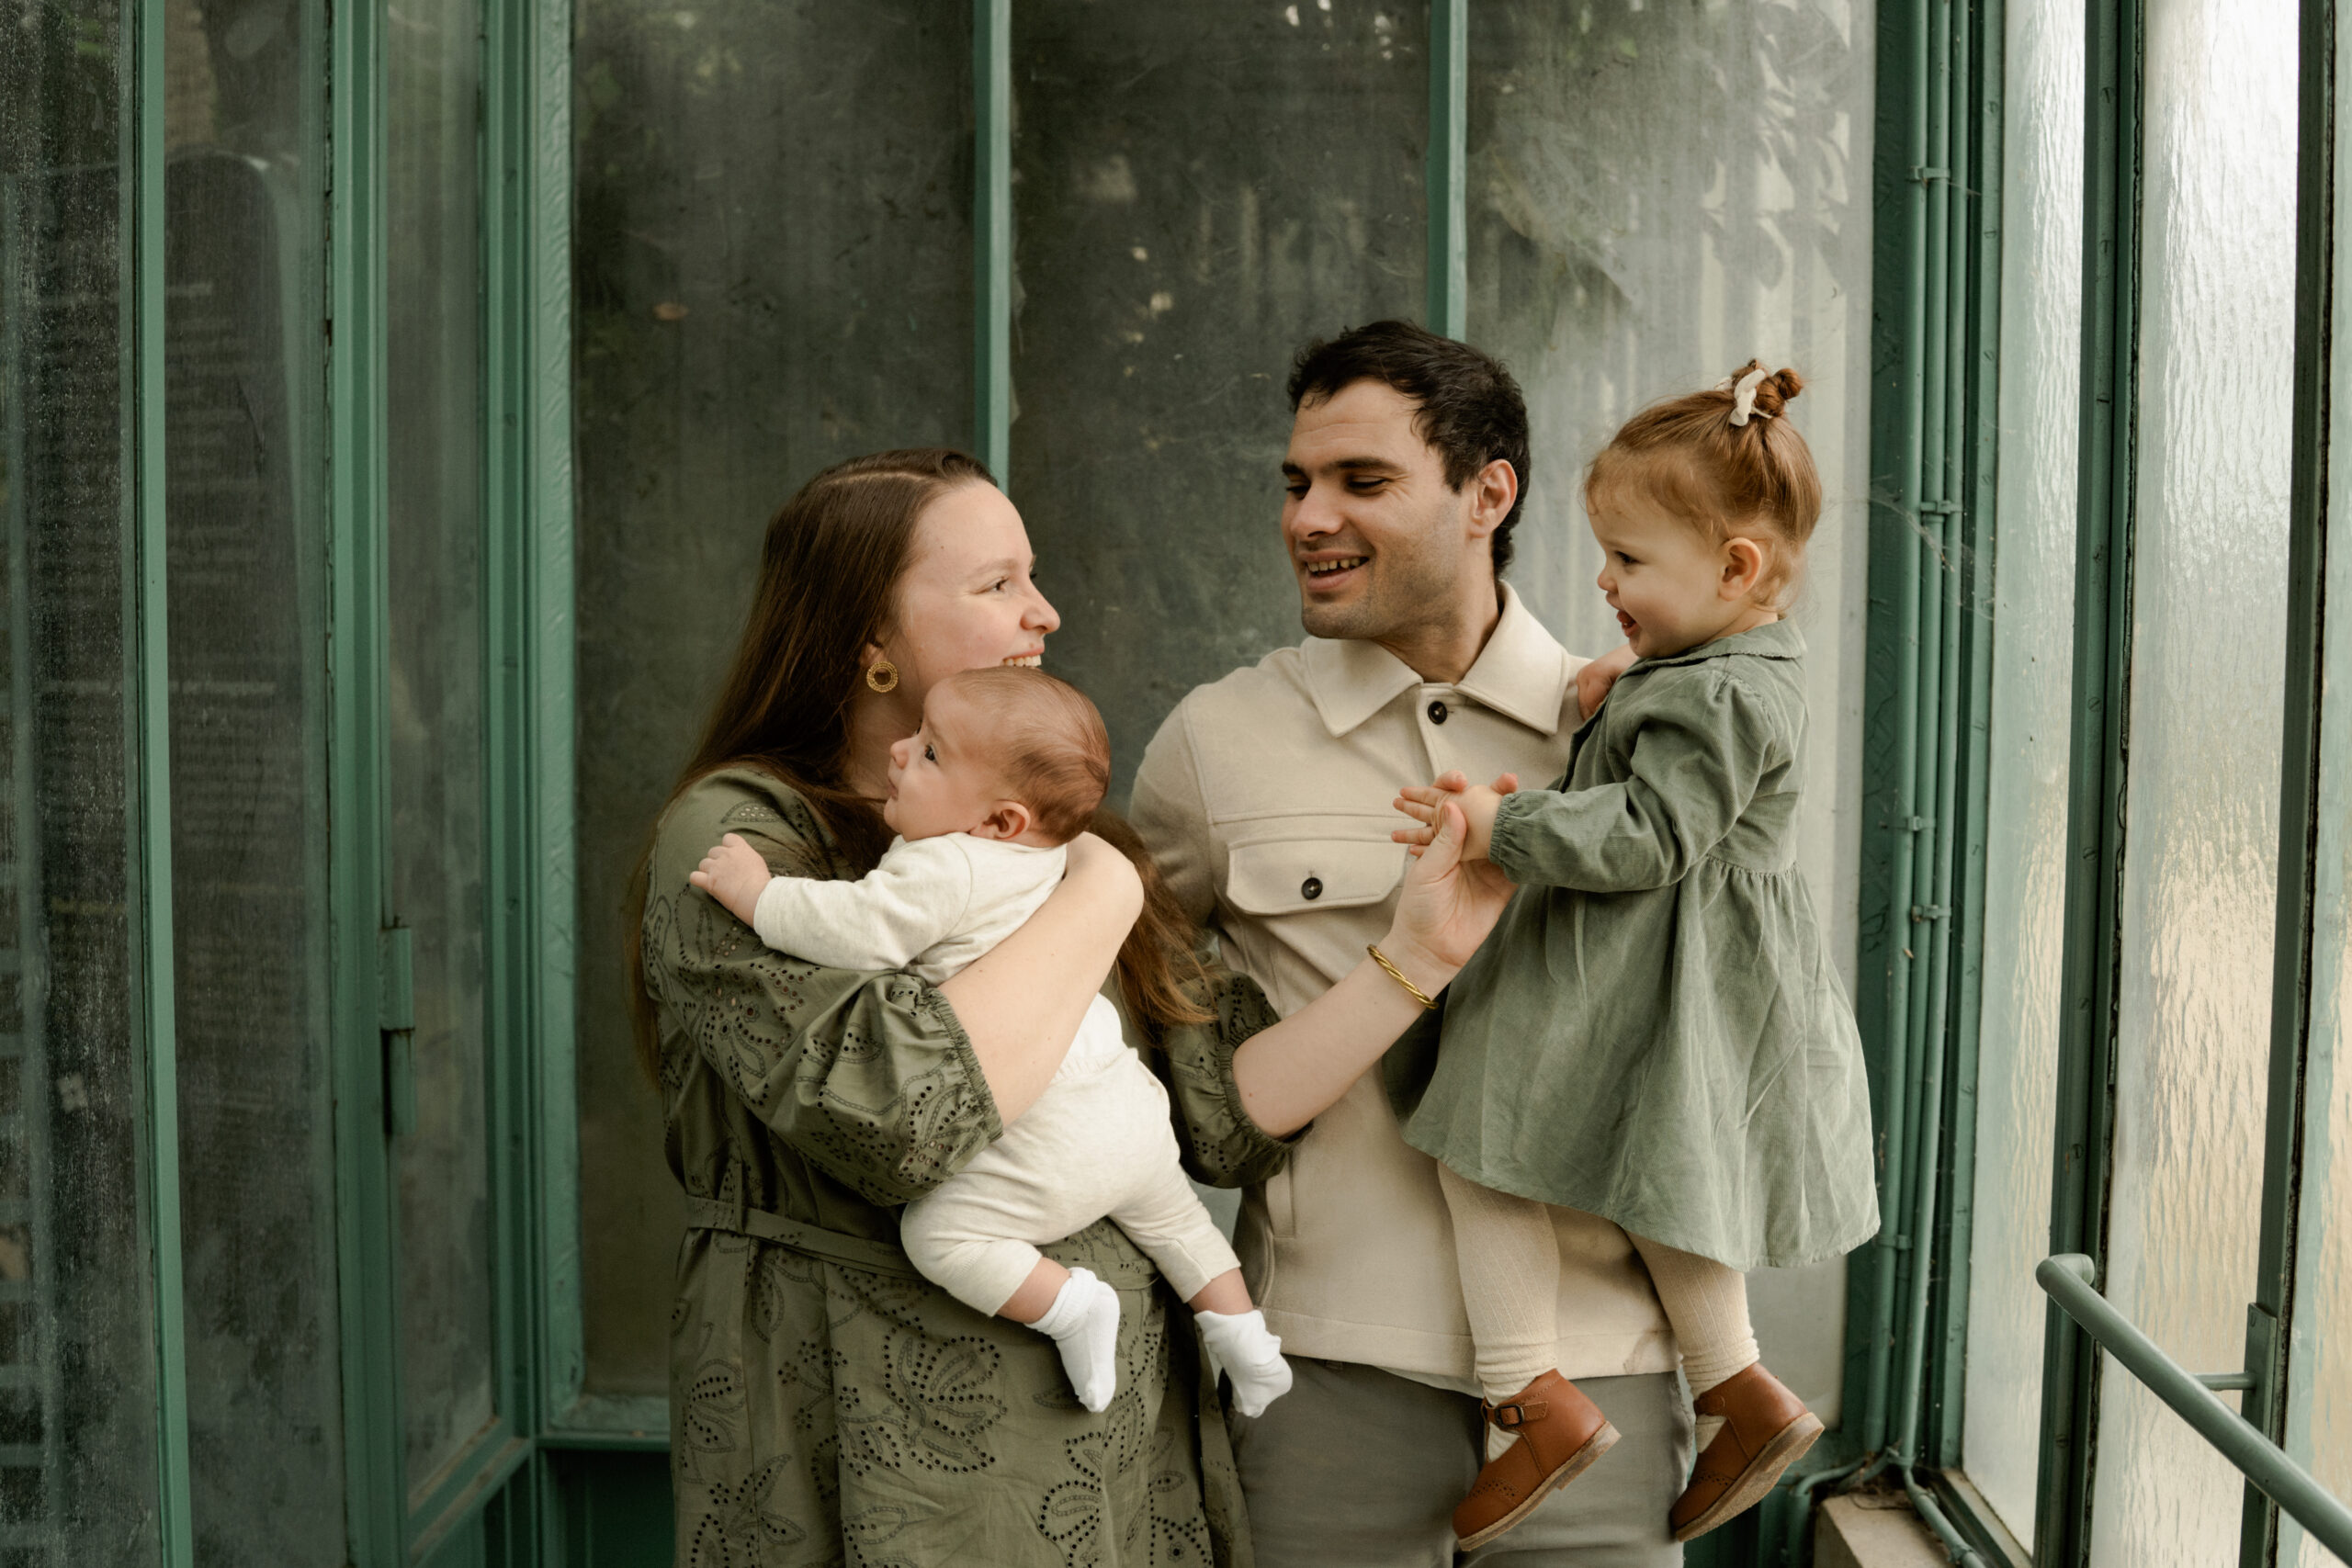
left=1452, top=1371, right=1622, bottom=1551
left=1668, top=1363, right=1824, bottom=1541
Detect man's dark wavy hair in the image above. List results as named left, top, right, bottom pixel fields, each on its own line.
left=1285, top=320, right=1532, bottom=576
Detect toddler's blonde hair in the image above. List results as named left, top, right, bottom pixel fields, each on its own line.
left=1585, top=361, right=1822, bottom=609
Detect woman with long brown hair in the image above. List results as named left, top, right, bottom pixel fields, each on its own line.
left=638, top=448, right=1513, bottom=1565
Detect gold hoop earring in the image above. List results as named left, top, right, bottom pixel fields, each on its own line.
left=865, top=660, right=899, bottom=694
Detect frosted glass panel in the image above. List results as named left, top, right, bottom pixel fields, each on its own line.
left=0, top=5, right=166, bottom=1555
left=1961, top=0, right=2084, bottom=1543
left=2086, top=0, right=2299, bottom=1562
left=570, top=0, right=974, bottom=1402
left=1466, top=0, right=1874, bottom=1421
left=2281, top=32, right=2352, bottom=1559
left=1009, top=0, right=1429, bottom=795
left=164, top=0, right=351, bottom=1551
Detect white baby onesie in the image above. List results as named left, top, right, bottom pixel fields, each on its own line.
left=750, top=833, right=1283, bottom=1414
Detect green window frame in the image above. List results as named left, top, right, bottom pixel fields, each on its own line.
left=65, top=0, right=2352, bottom=1562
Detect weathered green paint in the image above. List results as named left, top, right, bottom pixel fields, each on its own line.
left=401, top=0, right=586, bottom=1548
left=128, top=0, right=195, bottom=1559
left=1852, top=0, right=1936, bottom=1469
left=326, top=0, right=407, bottom=1552
left=507, top=0, right=584, bottom=1441
left=2244, top=4, right=2336, bottom=1562
left=1426, top=0, right=1467, bottom=338
left=974, top=0, right=1011, bottom=478
left=1928, top=0, right=2007, bottom=1484
left=2031, top=1, right=2145, bottom=1562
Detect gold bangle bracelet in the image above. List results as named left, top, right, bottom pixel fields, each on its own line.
left=1366, top=943, right=1439, bottom=1010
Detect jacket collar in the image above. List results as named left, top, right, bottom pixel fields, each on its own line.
left=1633, top=617, right=1807, bottom=672
left=1301, top=582, right=1574, bottom=739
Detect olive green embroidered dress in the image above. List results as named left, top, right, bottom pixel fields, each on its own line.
left=645, top=769, right=1292, bottom=1568
left=1389, top=622, right=1879, bottom=1271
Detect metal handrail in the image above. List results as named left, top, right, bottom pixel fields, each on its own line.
left=2037, top=1255, right=2352, bottom=1562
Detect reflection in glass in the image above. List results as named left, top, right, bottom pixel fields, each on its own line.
left=0, top=2, right=164, bottom=1556
left=570, top=0, right=976, bottom=1404
left=388, top=0, right=498, bottom=1498
left=1468, top=0, right=1874, bottom=1417
left=2088, top=0, right=2298, bottom=1561
left=1962, top=0, right=2084, bottom=1543
left=162, top=0, right=350, bottom=1555
left=1009, top=0, right=1429, bottom=791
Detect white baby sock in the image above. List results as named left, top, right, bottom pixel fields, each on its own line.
left=1031, top=1268, right=1123, bottom=1412
left=1195, top=1308, right=1294, bottom=1418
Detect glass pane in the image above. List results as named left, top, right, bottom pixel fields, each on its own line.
left=1466, top=0, right=1875, bottom=1422
left=2282, top=31, right=2352, bottom=1559
left=0, top=4, right=164, bottom=1559
left=1010, top=0, right=1428, bottom=782
left=388, top=0, right=497, bottom=1496
left=162, top=0, right=349, bottom=1556
left=2087, top=0, right=2300, bottom=1561
left=1961, top=0, right=2084, bottom=1542
left=570, top=0, right=975, bottom=1405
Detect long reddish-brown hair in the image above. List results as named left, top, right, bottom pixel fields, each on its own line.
left=628, top=449, right=1207, bottom=1086
left=1585, top=361, right=1821, bottom=608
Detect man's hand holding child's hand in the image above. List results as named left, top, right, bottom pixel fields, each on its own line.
left=690, top=832, right=773, bottom=926
left=1393, top=771, right=1519, bottom=863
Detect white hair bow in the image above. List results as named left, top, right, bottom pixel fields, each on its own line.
left=1714, top=366, right=1775, bottom=427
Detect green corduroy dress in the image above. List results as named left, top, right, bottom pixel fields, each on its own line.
left=1387, top=621, right=1880, bottom=1271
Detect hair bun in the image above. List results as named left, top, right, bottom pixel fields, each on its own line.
left=1762, top=367, right=1804, bottom=412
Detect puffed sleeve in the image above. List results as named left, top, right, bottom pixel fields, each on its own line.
left=642, top=771, right=1001, bottom=1206
left=1487, top=666, right=1779, bottom=893
left=1144, top=967, right=1299, bottom=1189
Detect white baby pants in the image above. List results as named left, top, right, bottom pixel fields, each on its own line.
left=899, top=995, right=1240, bottom=1313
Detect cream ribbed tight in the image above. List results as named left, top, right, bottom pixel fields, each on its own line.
left=1437, top=1166, right=1758, bottom=1454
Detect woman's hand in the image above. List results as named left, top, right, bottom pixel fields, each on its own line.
left=942, top=829, right=1142, bottom=1124
left=1227, top=799, right=1520, bottom=1137
left=1381, top=795, right=1518, bottom=984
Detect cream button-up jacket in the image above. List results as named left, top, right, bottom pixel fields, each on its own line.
left=1132, top=584, right=1677, bottom=1386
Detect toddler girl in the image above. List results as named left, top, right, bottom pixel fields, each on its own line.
left=691, top=665, right=1293, bottom=1418
left=1391, top=364, right=1878, bottom=1548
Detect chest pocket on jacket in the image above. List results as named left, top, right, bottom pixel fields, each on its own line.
left=1227, top=837, right=1407, bottom=916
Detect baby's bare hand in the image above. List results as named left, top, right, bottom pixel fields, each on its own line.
left=689, top=833, right=773, bottom=926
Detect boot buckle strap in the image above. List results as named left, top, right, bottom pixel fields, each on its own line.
left=1487, top=1399, right=1549, bottom=1429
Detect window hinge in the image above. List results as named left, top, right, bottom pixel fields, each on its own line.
left=1911, top=164, right=1953, bottom=184
left=379, top=923, right=416, bottom=1138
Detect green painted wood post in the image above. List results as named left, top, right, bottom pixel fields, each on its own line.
left=326, top=0, right=408, bottom=1552
left=483, top=0, right=586, bottom=1443
left=2245, top=1, right=2336, bottom=1562
left=975, top=0, right=1012, bottom=481
left=127, top=0, right=195, bottom=1558
left=2030, top=0, right=2145, bottom=1561
left=1426, top=0, right=1467, bottom=339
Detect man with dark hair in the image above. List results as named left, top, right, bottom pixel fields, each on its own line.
left=1134, top=321, right=1684, bottom=1564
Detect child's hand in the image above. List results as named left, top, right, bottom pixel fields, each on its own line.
left=689, top=833, right=774, bottom=926
left=1576, top=643, right=1638, bottom=720
left=1392, top=771, right=1517, bottom=862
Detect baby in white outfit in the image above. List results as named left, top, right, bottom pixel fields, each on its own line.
left=690, top=666, right=1291, bottom=1417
